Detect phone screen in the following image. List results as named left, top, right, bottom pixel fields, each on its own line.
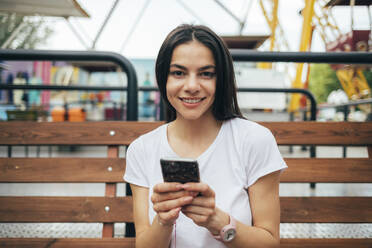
left=160, top=158, right=200, bottom=184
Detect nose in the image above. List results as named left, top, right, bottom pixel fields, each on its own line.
left=184, top=74, right=200, bottom=94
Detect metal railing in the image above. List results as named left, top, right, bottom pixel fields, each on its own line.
left=2, top=50, right=371, bottom=121
left=318, top=98, right=372, bottom=157
left=143, top=87, right=317, bottom=121
left=0, top=49, right=138, bottom=120
left=230, top=50, right=372, bottom=190
left=230, top=50, right=372, bottom=64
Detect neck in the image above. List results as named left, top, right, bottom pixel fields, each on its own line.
left=169, top=112, right=222, bottom=144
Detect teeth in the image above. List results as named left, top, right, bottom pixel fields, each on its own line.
left=182, top=98, right=202, bottom=104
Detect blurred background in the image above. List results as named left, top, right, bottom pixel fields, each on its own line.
left=0, top=0, right=371, bottom=239
left=0, top=0, right=371, bottom=122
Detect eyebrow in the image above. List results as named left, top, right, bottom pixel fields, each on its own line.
left=170, top=64, right=216, bottom=71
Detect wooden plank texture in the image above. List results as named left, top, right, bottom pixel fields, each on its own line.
left=2, top=196, right=371, bottom=223
left=1, top=121, right=371, bottom=146
left=2, top=157, right=371, bottom=183
left=0, top=197, right=133, bottom=222
left=281, top=197, right=372, bottom=223
left=281, top=158, right=372, bottom=183
left=0, top=121, right=163, bottom=145
left=0, top=238, right=135, bottom=248
left=1, top=238, right=371, bottom=248
left=260, top=122, right=372, bottom=145
left=0, top=238, right=371, bottom=248
left=280, top=238, right=372, bottom=248
left=103, top=146, right=119, bottom=238
left=0, top=158, right=125, bottom=183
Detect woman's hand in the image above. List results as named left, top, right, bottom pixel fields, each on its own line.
left=151, top=182, right=195, bottom=226
left=180, top=183, right=229, bottom=234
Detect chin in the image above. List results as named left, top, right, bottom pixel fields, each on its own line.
left=178, top=114, right=202, bottom=121
left=177, top=110, right=213, bottom=122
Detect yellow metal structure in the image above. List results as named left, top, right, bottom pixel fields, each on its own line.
left=253, top=0, right=370, bottom=111
left=289, top=0, right=315, bottom=112
left=312, top=0, right=341, bottom=44
left=312, top=0, right=371, bottom=101
left=258, top=0, right=290, bottom=69
left=259, top=0, right=279, bottom=52
left=336, top=69, right=371, bottom=100
left=255, top=0, right=370, bottom=112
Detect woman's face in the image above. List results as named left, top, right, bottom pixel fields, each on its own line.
left=166, top=40, right=216, bottom=121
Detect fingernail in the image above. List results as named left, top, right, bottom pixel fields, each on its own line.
left=176, top=184, right=183, bottom=189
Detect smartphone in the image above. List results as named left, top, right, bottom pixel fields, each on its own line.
left=160, top=157, right=200, bottom=184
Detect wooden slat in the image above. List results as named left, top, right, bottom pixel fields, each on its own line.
left=0, top=158, right=126, bottom=183
left=0, top=197, right=133, bottom=222
left=0, top=121, right=163, bottom=145
left=281, top=197, right=372, bottom=223
left=103, top=146, right=119, bottom=238
left=280, top=238, right=372, bottom=248
left=3, top=157, right=370, bottom=183
left=1, top=238, right=371, bottom=248
left=281, top=158, right=372, bottom=183
left=2, top=196, right=371, bottom=223
left=260, top=122, right=372, bottom=145
left=0, top=238, right=135, bottom=248
left=1, top=121, right=371, bottom=146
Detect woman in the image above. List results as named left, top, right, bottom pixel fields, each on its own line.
left=124, top=24, right=287, bottom=248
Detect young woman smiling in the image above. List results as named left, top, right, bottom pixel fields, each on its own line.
left=124, top=24, right=287, bottom=248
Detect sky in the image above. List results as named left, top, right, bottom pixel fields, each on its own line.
left=38, top=0, right=372, bottom=59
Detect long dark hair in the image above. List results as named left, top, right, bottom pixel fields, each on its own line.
left=155, top=24, right=242, bottom=122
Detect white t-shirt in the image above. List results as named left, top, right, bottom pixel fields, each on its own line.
left=124, top=118, right=287, bottom=248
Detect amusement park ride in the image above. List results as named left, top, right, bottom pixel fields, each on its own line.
left=222, top=0, right=371, bottom=112
left=256, top=0, right=371, bottom=111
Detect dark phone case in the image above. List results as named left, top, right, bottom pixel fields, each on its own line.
left=160, top=159, right=200, bottom=184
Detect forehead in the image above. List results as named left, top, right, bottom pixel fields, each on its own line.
left=170, top=40, right=215, bottom=67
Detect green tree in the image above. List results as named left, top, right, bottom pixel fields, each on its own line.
left=0, top=13, right=53, bottom=49
left=308, top=64, right=342, bottom=103
left=363, top=69, right=372, bottom=89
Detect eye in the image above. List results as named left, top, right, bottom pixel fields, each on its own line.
left=200, top=71, right=216, bottom=79
left=170, top=70, right=185, bottom=77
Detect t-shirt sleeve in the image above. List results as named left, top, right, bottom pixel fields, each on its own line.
left=244, top=126, right=287, bottom=188
left=123, top=137, right=149, bottom=188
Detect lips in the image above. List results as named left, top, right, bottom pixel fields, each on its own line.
left=179, top=97, right=206, bottom=104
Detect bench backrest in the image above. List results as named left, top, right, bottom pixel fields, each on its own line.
left=0, top=121, right=371, bottom=247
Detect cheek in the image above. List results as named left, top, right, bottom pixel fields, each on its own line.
left=166, top=82, right=173, bottom=98
left=166, top=82, right=178, bottom=104
left=166, top=79, right=181, bottom=97
left=209, top=80, right=217, bottom=97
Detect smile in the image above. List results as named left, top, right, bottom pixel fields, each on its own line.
left=180, top=97, right=205, bottom=104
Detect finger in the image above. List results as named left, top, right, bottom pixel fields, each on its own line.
left=182, top=212, right=209, bottom=226
left=153, top=195, right=194, bottom=212
left=181, top=205, right=215, bottom=216
left=153, top=183, right=183, bottom=193
left=182, top=183, right=215, bottom=197
left=158, top=207, right=181, bottom=225
left=187, top=196, right=215, bottom=208
left=151, top=190, right=191, bottom=204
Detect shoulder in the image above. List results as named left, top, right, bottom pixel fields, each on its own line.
left=127, top=123, right=166, bottom=154
left=226, top=117, right=273, bottom=140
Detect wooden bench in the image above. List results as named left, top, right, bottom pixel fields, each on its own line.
left=0, top=121, right=371, bottom=247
